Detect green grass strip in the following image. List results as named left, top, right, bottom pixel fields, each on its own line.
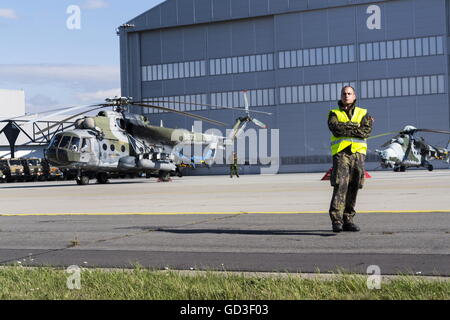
left=0, top=266, right=448, bottom=300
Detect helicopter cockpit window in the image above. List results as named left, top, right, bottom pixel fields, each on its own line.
left=59, top=136, right=72, bottom=149
left=116, top=118, right=126, bottom=130
left=81, top=138, right=92, bottom=152
left=70, top=137, right=81, bottom=152
left=49, top=135, right=62, bottom=148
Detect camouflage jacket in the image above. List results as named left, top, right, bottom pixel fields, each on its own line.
left=328, top=100, right=373, bottom=139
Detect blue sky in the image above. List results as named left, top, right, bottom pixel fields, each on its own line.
left=0, top=0, right=165, bottom=113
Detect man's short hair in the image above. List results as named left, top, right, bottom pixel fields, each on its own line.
left=341, top=85, right=356, bottom=95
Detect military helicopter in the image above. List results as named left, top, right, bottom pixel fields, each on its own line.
left=36, top=94, right=270, bottom=185
left=375, top=125, right=450, bottom=172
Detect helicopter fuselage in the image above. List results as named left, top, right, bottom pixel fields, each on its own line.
left=44, top=111, right=178, bottom=183
left=376, top=130, right=448, bottom=171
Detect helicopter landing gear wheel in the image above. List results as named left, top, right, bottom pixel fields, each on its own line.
left=399, top=166, right=406, bottom=172
left=427, top=164, right=434, bottom=171
left=76, top=175, right=90, bottom=185
left=96, top=172, right=109, bottom=184
left=158, top=171, right=171, bottom=182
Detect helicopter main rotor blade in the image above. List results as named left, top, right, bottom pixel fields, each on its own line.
left=136, top=100, right=272, bottom=115
left=34, top=105, right=107, bottom=136
left=415, top=128, right=450, bottom=135
left=20, top=103, right=104, bottom=127
left=131, top=103, right=227, bottom=127
left=251, top=118, right=268, bottom=129
left=367, top=131, right=401, bottom=141
left=243, top=90, right=250, bottom=115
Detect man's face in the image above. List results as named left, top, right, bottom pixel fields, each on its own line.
left=341, top=87, right=356, bottom=107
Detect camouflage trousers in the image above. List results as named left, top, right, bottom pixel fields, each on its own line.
left=230, top=164, right=239, bottom=177
left=329, top=151, right=366, bottom=224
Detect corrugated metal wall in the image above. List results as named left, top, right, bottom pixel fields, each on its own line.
left=120, top=0, right=449, bottom=172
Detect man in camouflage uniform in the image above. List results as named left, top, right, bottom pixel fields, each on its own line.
left=230, top=152, right=239, bottom=178
left=328, top=86, right=373, bottom=232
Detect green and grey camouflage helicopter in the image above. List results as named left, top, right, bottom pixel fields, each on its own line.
left=375, top=125, right=450, bottom=172
left=37, top=94, right=270, bottom=185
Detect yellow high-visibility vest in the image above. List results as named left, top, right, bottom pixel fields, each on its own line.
left=329, top=107, right=368, bottom=155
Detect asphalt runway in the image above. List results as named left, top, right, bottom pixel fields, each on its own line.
left=0, top=170, right=449, bottom=276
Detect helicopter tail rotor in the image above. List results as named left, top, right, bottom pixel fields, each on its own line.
left=241, top=90, right=268, bottom=129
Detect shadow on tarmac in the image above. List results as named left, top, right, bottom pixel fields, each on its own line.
left=154, top=228, right=336, bottom=237
left=0, top=180, right=152, bottom=189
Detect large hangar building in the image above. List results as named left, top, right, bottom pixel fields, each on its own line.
left=119, top=0, right=449, bottom=173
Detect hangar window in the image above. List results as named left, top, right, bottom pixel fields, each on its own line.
left=328, top=47, right=334, bottom=64
left=408, top=39, right=415, bottom=57
left=310, top=85, right=317, bottom=102
left=402, top=78, right=409, bottom=96
left=238, top=56, right=244, bottom=72
left=303, top=50, right=310, bottom=66
left=409, top=77, right=416, bottom=96
left=349, top=45, right=355, bottom=62
left=395, top=79, right=402, bottom=96
left=316, top=48, right=322, bottom=65
left=232, top=57, right=238, bottom=73
left=372, top=43, right=379, bottom=60
left=358, top=35, right=444, bottom=64
left=335, top=46, right=342, bottom=63
left=380, top=42, right=386, bottom=59
left=436, top=37, right=443, bottom=54
left=322, top=48, right=330, bottom=64
left=304, top=86, right=311, bottom=103
left=279, top=52, right=284, bottom=69
left=430, top=75, right=438, bottom=94
left=429, top=37, right=437, bottom=55
left=142, top=66, right=147, bottom=81
left=401, top=40, right=408, bottom=58
left=226, top=58, right=232, bottom=74
left=438, top=75, right=445, bottom=93
left=386, top=41, right=394, bottom=59
left=162, top=64, right=168, bottom=79
left=244, top=56, right=250, bottom=72
left=210, top=60, right=215, bottom=75
left=256, top=55, right=262, bottom=71
left=168, top=64, right=173, bottom=79
left=360, top=44, right=366, bottom=61
left=195, top=61, right=201, bottom=76
left=374, top=80, right=381, bottom=98
left=309, top=49, right=316, bottom=66
left=417, top=77, right=423, bottom=95
left=423, top=76, right=431, bottom=94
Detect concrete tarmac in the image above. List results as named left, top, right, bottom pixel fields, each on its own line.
left=0, top=170, right=449, bottom=275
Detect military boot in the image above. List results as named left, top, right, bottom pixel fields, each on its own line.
left=332, top=222, right=343, bottom=233
left=343, top=222, right=360, bottom=232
